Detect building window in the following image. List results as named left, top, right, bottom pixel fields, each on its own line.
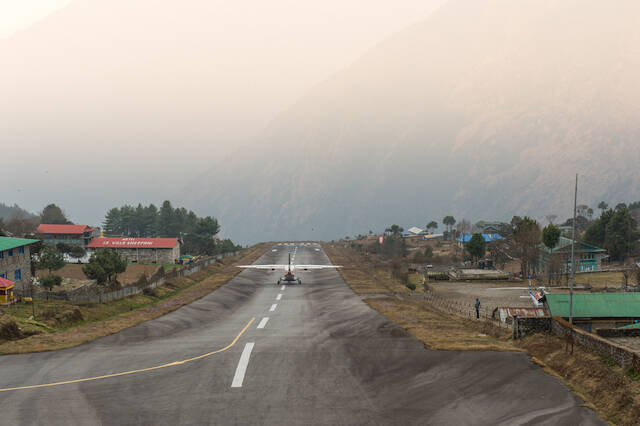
left=19, top=246, right=25, bottom=254
left=8, top=249, right=13, bottom=257
left=14, top=269, right=21, bottom=281
left=0, top=251, right=3, bottom=259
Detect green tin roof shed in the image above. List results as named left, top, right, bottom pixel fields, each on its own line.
left=0, top=237, right=39, bottom=252
left=545, top=293, right=640, bottom=318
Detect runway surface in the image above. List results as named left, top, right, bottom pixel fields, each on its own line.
left=0, top=244, right=604, bottom=425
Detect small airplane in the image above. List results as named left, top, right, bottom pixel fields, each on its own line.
left=522, top=282, right=546, bottom=307
left=488, top=279, right=546, bottom=307
left=237, top=253, right=341, bottom=285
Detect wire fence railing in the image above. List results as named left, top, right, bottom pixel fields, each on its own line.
left=419, top=291, right=512, bottom=330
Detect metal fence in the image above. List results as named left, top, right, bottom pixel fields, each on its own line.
left=18, top=251, right=241, bottom=304
left=420, top=291, right=511, bottom=329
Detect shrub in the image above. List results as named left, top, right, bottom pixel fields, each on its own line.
left=0, top=321, right=23, bottom=340
left=56, top=308, right=84, bottom=325
left=143, top=287, right=159, bottom=297
left=406, top=283, right=416, bottom=291
left=40, top=274, right=63, bottom=291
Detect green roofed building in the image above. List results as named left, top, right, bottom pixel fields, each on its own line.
left=621, top=322, right=640, bottom=329
left=0, top=237, right=39, bottom=291
left=538, top=236, right=607, bottom=275
left=545, top=293, right=640, bottom=332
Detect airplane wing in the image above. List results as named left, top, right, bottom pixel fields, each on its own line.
left=236, top=264, right=341, bottom=271
left=236, top=264, right=288, bottom=270
left=290, top=265, right=342, bottom=270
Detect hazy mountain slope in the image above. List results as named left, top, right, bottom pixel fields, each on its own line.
left=182, top=0, right=640, bottom=243
left=1, top=0, right=442, bottom=224
left=0, top=203, right=35, bottom=221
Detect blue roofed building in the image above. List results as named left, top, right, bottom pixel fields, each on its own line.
left=456, top=233, right=503, bottom=247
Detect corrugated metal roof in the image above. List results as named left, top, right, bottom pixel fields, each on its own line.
left=0, top=277, right=15, bottom=288
left=88, top=237, right=179, bottom=249
left=0, top=237, right=39, bottom=251
left=546, top=293, right=640, bottom=318
left=499, top=307, right=547, bottom=318
left=37, top=224, right=94, bottom=234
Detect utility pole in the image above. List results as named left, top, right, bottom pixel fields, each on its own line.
left=569, top=174, right=578, bottom=324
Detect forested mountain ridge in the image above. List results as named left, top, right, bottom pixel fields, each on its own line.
left=0, top=203, right=35, bottom=221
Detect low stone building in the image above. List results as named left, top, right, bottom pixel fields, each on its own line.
left=0, top=236, right=39, bottom=291
left=87, top=238, right=181, bottom=264
left=37, top=224, right=99, bottom=247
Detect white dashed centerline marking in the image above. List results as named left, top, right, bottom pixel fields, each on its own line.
left=280, top=285, right=286, bottom=291
left=257, top=317, right=269, bottom=329
left=269, top=304, right=278, bottom=312
left=231, top=342, right=255, bottom=388
left=276, top=293, right=282, bottom=301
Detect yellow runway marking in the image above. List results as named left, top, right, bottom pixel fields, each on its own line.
left=0, top=317, right=255, bottom=392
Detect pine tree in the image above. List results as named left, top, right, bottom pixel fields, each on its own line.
left=103, top=208, right=122, bottom=235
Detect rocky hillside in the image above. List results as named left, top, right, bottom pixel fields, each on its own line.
left=186, top=0, right=640, bottom=242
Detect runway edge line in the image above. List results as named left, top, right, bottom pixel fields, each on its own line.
left=0, top=317, right=256, bottom=392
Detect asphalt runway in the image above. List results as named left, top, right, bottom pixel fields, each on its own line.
left=0, top=244, right=604, bottom=425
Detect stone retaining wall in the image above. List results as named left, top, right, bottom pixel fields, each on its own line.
left=552, top=317, right=640, bottom=373
left=512, top=316, right=551, bottom=339
left=596, top=328, right=640, bottom=338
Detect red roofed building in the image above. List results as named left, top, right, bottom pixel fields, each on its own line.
left=36, top=224, right=99, bottom=247
left=87, top=238, right=181, bottom=264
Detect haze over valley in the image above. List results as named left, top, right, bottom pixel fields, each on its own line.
left=3, top=0, right=640, bottom=242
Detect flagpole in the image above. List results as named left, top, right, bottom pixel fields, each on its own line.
left=569, top=174, right=577, bottom=324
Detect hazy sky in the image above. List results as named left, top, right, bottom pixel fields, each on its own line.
left=1, top=0, right=443, bottom=226
left=0, top=0, right=71, bottom=38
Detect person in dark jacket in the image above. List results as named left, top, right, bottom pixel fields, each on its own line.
left=475, top=298, right=481, bottom=319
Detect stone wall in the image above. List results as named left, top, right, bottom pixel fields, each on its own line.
left=512, top=316, right=551, bottom=339
left=595, top=328, right=640, bottom=338
left=551, top=317, right=640, bottom=373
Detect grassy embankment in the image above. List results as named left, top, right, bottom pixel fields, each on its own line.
left=322, top=242, right=422, bottom=294
left=0, top=244, right=267, bottom=354
left=324, top=243, right=640, bottom=425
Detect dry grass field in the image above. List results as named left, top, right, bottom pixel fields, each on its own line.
left=322, top=243, right=412, bottom=294
left=36, top=264, right=164, bottom=286
left=366, top=297, right=514, bottom=351
left=572, top=271, right=627, bottom=289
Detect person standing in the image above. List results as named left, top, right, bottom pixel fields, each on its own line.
left=475, top=298, right=481, bottom=319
